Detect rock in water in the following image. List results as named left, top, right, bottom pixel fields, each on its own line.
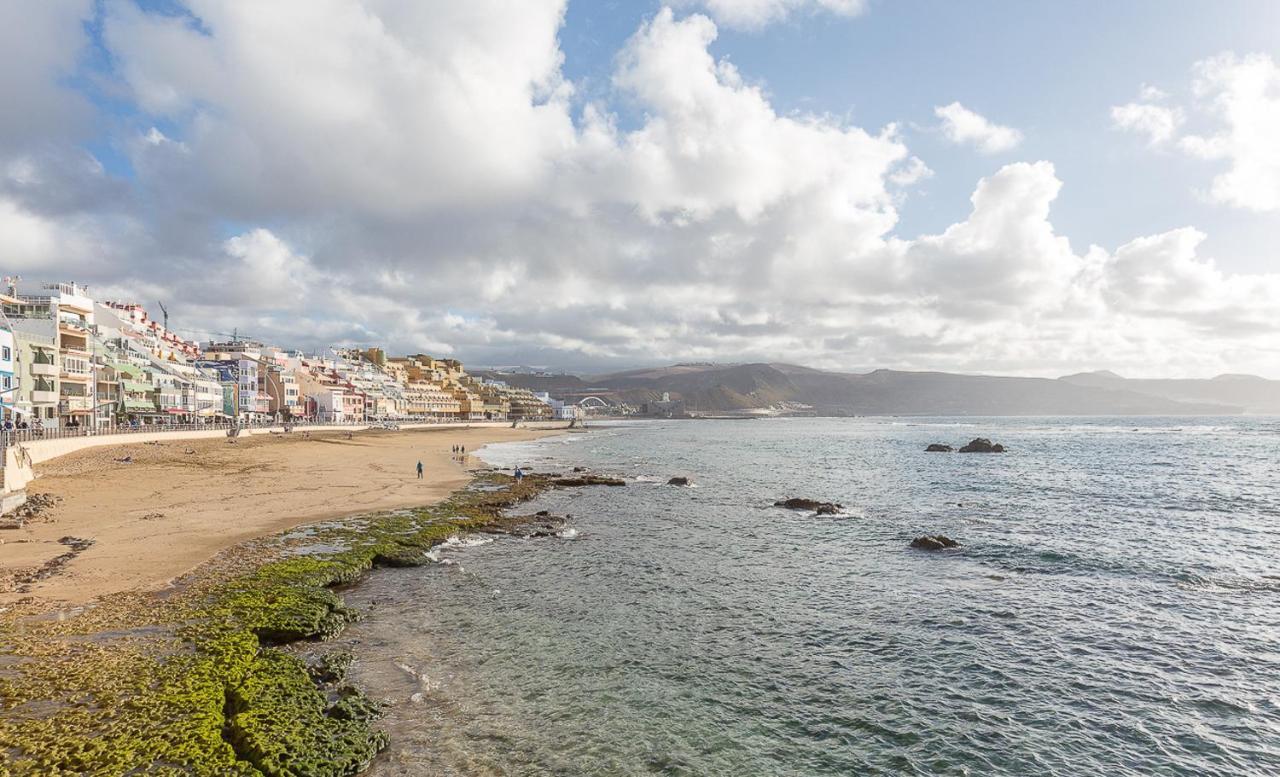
left=667, top=477, right=690, bottom=486
left=925, top=443, right=953, bottom=452
left=775, top=498, right=842, bottom=514
left=550, top=475, right=626, bottom=487
left=958, top=438, right=1005, bottom=453
left=477, top=512, right=569, bottom=538
left=910, top=535, right=960, bottom=551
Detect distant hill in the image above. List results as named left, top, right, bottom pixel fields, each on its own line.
left=1059, top=371, right=1280, bottom=414
left=479, top=362, right=1273, bottom=416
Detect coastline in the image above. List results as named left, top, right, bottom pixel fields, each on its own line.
left=0, top=424, right=590, bottom=775
left=0, top=424, right=562, bottom=604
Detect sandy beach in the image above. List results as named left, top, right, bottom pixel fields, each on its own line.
left=0, top=424, right=563, bottom=605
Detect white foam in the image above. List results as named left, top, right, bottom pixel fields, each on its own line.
left=425, top=534, right=494, bottom=563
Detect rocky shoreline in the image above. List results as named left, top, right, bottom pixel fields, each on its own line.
left=0, top=470, right=615, bottom=775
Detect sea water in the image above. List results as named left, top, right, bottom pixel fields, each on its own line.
left=337, top=417, right=1280, bottom=775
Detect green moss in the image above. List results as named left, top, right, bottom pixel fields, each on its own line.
left=0, top=472, right=564, bottom=776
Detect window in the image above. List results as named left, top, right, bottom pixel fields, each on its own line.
left=1, top=346, right=9, bottom=360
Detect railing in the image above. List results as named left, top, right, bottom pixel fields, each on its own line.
left=58, top=397, right=94, bottom=412
left=0, top=415, right=495, bottom=448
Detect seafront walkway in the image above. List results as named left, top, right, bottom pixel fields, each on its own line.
left=0, top=417, right=532, bottom=508
left=0, top=416, right=470, bottom=449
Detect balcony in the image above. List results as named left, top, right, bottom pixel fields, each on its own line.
left=59, top=396, right=93, bottom=413
left=32, top=390, right=59, bottom=404
left=30, top=361, right=57, bottom=377
left=60, top=369, right=91, bottom=382
left=58, top=318, right=89, bottom=334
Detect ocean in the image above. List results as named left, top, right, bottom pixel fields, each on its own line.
left=335, top=417, right=1280, bottom=775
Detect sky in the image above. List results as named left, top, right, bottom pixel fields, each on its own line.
left=2, top=0, right=1278, bottom=378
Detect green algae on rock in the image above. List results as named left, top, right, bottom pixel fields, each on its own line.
left=0, top=472, right=594, bottom=775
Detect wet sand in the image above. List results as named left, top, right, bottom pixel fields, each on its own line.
left=0, top=424, right=563, bottom=605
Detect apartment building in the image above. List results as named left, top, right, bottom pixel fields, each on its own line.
left=199, top=341, right=273, bottom=421
left=0, top=326, right=15, bottom=421
left=1, top=282, right=97, bottom=427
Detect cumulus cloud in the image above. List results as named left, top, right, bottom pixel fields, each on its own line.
left=586, top=8, right=908, bottom=222
left=1178, top=53, right=1280, bottom=212
left=4, top=1, right=1280, bottom=378
left=104, top=0, right=577, bottom=217
left=1120, top=53, right=1280, bottom=212
left=1111, top=100, right=1184, bottom=146
left=679, top=0, right=866, bottom=30
left=934, top=102, right=1023, bottom=154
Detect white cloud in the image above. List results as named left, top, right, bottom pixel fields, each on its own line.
left=221, top=229, right=319, bottom=310
left=679, top=0, right=866, bottom=30
left=934, top=102, right=1023, bottom=154
left=104, top=0, right=577, bottom=217
left=1111, top=101, right=1184, bottom=146
left=1178, top=53, right=1280, bottom=212
left=584, top=8, right=909, bottom=222
left=1120, top=53, right=1280, bottom=212
left=5, top=2, right=1280, bottom=378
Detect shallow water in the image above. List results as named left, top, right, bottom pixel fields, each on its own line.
left=337, top=417, right=1280, bottom=775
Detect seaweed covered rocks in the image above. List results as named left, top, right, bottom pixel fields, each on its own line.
left=0, top=470, right=617, bottom=775
left=547, top=474, right=626, bottom=487
left=477, top=510, right=568, bottom=538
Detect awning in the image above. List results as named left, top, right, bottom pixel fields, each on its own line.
left=111, top=362, right=145, bottom=378
left=120, top=380, right=154, bottom=393
left=123, top=398, right=155, bottom=411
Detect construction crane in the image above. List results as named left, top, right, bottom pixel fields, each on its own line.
left=157, top=301, right=169, bottom=331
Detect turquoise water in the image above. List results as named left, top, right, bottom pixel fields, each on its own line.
left=341, top=417, right=1280, bottom=775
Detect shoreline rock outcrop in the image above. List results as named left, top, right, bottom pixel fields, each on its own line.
left=925, top=443, right=953, bottom=452
left=549, top=475, right=626, bottom=487
left=478, top=510, right=568, bottom=538
left=958, top=438, right=1005, bottom=453
left=667, top=477, right=690, bottom=486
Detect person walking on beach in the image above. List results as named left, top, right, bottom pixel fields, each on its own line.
left=416, top=461, right=424, bottom=480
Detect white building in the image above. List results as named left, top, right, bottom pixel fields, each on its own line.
left=534, top=391, right=582, bottom=421
left=308, top=388, right=345, bottom=422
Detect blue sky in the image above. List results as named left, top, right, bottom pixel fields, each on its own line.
left=557, top=0, right=1280, bottom=271
left=2, top=1, right=1279, bottom=376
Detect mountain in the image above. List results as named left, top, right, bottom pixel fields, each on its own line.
left=1058, top=371, right=1280, bottom=414
left=480, top=362, right=1270, bottom=416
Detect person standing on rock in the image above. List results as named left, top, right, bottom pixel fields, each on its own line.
left=416, top=461, right=424, bottom=480
left=514, top=466, right=524, bottom=483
